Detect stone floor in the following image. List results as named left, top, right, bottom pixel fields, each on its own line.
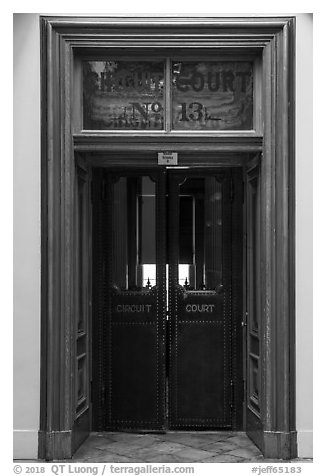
left=72, top=431, right=266, bottom=463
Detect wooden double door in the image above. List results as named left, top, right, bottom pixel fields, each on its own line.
left=91, top=167, right=243, bottom=431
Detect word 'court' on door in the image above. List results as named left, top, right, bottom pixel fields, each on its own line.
left=91, top=167, right=243, bottom=431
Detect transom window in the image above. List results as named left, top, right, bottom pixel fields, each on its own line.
left=82, top=58, right=254, bottom=131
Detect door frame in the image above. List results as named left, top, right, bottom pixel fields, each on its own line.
left=90, top=165, right=244, bottom=432
left=39, top=16, right=296, bottom=459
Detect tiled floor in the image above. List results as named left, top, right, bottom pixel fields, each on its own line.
left=72, top=431, right=266, bottom=463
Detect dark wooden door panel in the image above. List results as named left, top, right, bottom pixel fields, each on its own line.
left=111, top=323, right=159, bottom=425
left=92, top=169, right=166, bottom=431
left=168, top=170, right=236, bottom=429
left=72, top=164, right=91, bottom=452
left=245, top=162, right=263, bottom=447
left=172, top=322, right=229, bottom=423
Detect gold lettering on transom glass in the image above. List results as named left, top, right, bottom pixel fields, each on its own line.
left=172, top=61, right=253, bottom=130
left=82, top=59, right=254, bottom=131
left=83, top=61, right=164, bottom=130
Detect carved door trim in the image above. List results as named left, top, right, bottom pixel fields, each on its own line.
left=40, top=16, right=296, bottom=459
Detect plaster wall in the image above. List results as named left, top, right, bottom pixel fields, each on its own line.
left=13, top=13, right=41, bottom=459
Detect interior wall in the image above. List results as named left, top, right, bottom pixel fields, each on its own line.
left=12, top=13, right=313, bottom=460
left=13, top=13, right=41, bottom=459
left=295, top=13, right=313, bottom=459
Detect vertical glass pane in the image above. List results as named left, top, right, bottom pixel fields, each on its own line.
left=138, top=177, right=156, bottom=287
left=172, top=61, right=253, bottom=130
left=179, top=177, right=222, bottom=290
left=83, top=61, right=165, bottom=130
left=111, top=176, right=156, bottom=290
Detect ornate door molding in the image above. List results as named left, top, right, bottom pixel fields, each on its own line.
left=40, top=16, right=296, bottom=459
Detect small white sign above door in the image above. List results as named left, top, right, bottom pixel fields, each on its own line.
left=158, top=152, right=178, bottom=165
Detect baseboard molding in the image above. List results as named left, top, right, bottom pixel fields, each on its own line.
left=297, top=430, right=313, bottom=458
left=13, top=430, right=39, bottom=460
left=263, top=430, right=297, bottom=459
left=38, top=430, right=72, bottom=460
